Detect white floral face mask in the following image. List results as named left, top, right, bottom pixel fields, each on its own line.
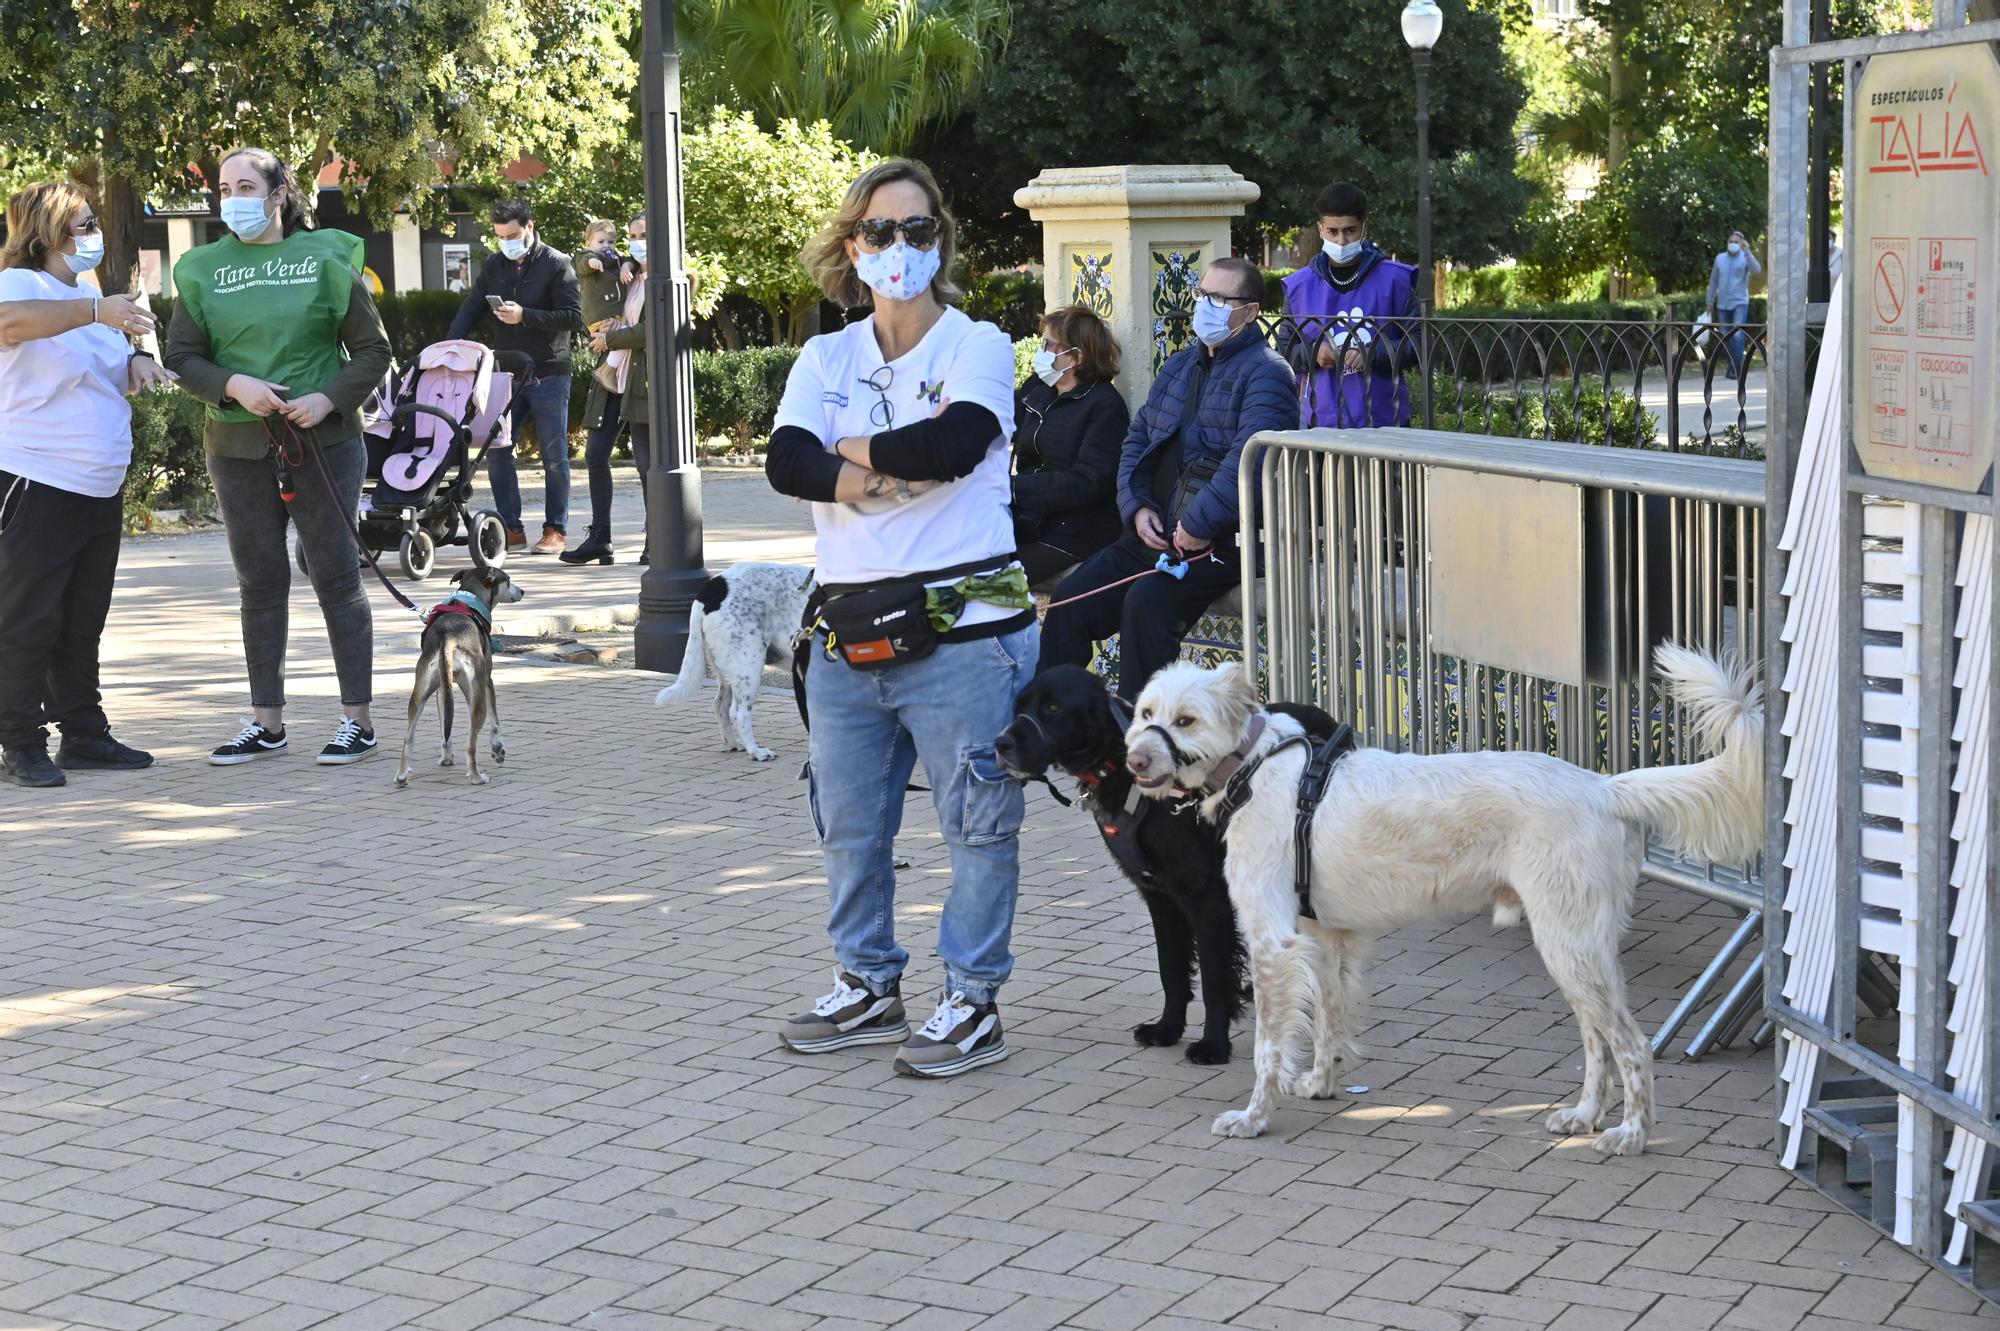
left=854, top=241, right=941, bottom=302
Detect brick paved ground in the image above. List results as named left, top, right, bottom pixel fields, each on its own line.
left=2, top=472, right=1993, bottom=1330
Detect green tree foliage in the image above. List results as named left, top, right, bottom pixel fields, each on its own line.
left=677, top=0, right=1009, bottom=155
left=917, top=0, right=1529, bottom=268
left=1596, top=131, right=1764, bottom=293
left=0, top=0, right=638, bottom=293
left=682, top=110, right=876, bottom=345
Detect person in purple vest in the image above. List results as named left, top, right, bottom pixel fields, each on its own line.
left=1275, top=181, right=1419, bottom=429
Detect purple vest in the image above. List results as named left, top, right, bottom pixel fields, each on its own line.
left=1282, top=256, right=1416, bottom=429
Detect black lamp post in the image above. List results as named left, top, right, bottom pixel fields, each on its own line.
left=634, top=0, right=708, bottom=673
left=1401, top=0, right=1442, bottom=315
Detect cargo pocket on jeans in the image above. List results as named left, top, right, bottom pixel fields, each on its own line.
left=803, top=760, right=827, bottom=844
left=960, top=746, right=1024, bottom=847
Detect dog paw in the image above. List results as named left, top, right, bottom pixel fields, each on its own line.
left=1544, top=1105, right=1599, bottom=1137
left=1185, top=1036, right=1231, bottom=1065
left=1211, top=1109, right=1266, bottom=1139
left=473, top=771, right=490, bottom=785
left=438, top=754, right=454, bottom=767
left=394, top=772, right=410, bottom=788
left=491, top=744, right=505, bottom=764
left=749, top=747, right=776, bottom=762
left=1281, top=1065, right=1342, bottom=1100
left=1592, top=1123, right=1648, bottom=1157
left=1133, top=1020, right=1185, bottom=1048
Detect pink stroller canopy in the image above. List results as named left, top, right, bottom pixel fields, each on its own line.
left=378, top=340, right=514, bottom=494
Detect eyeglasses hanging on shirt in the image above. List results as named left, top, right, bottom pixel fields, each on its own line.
left=858, top=365, right=896, bottom=429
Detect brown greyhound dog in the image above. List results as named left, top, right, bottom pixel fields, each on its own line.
left=394, top=566, right=523, bottom=787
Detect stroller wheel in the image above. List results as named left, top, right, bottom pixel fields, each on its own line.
left=399, top=529, right=436, bottom=581
left=468, top=511, right=508, bottom=571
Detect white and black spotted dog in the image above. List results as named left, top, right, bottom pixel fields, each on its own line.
left=1123, top=645, right=1763, bottom=1156
left=655, top=562, right=813, bottom=762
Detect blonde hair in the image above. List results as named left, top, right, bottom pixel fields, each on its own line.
left=585, top=217, right=618, bottom=244
left=1, top=180, right=89, bottom=271
left=801, top=159, right=963, bottom=309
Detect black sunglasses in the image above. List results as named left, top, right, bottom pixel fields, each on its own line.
left=853, top=216, right=941, bottom=252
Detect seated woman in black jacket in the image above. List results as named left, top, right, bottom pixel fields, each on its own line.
left=1013, top=304, right=1129, bottom=586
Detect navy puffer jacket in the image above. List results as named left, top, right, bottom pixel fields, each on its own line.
left=1116, top=327, right=1299, bottom=544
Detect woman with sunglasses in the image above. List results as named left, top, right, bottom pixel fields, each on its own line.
left=0, top=181, right=172, bottom=787
left=1011, top=303, right=1127, bottom=586
left=764, top=159, right=1033, bottom=1080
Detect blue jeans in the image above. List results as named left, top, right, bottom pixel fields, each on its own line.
left=1717, top=303, right=1751, bottom=379
left=803, top=621, right=1039, bottom=1005
left=487, top=372, right=572, bottom=535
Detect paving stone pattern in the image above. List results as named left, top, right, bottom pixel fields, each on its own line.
left=1, top=474, right=1993, bottom=1330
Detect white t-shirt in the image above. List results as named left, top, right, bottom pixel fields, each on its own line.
left=0, top=267, right=133, bottom=498
left=775, top=306, right=1020, bottom=628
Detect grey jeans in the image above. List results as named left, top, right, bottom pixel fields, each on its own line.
left=205, top=435, right=374, bottom=708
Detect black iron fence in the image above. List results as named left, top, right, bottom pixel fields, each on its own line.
left=1154, top=311, right=1825, bottom=459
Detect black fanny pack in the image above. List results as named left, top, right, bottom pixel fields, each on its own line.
left=817, top=556, right=1005, bottom=671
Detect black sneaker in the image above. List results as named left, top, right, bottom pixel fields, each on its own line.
left=779, top=972, right=909, bottom=1053
left=2, top=746, right=65, bottom=788
left=210, top=721, right=287, bottom=765
left=893, top=991, right=1009, bottom=1078
left=55, top=731, right=153, bottom=770
left=317, top=717, right=378, bottom=765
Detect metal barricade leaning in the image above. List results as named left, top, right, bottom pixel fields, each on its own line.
left=1238, top=426, right=1768, bottom=1057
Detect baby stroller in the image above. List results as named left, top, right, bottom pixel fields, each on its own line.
left=298, top=340, right=528, bottom=581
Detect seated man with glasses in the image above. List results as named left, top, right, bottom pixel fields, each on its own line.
left=1036, top=257, right=1297, bottom=700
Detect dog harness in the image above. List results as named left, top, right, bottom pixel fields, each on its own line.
left=424, top=589, right=493, bottom=637
left=1209, top=715, right=1357, bottom=922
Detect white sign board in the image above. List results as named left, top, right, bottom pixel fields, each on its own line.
left=1851, top=45, right=2000, bottom=493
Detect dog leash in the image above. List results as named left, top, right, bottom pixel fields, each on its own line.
left=264, top=415, right=424, bottom=618
left=1040, top=548, right=1221, bottom=611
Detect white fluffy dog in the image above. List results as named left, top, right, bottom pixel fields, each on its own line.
left=655, top=562, right=813, bottom=761
left=1123, top=645, right=1762, bottom=1156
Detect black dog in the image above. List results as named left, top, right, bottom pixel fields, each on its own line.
left=996, top=665, right=1339, bottom=1063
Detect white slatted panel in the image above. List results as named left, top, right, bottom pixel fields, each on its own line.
left=1895, top=510, right=1923, bottom=1244
left=1777, top=278, right=1848, bottom=1167
left=1944, top=515, right=1993, bottom=1264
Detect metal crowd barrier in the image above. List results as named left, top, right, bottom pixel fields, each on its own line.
left=1238, top=426, right=1768, bottom=1057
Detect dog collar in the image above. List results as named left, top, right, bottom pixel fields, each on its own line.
left=446, top=589, right=493, bottom=620
left=1074, top=758, right=1124, bottom=787
left=1200, top=712, right=1269, bottom=797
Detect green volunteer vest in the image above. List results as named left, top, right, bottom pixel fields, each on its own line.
left=171, top=228, right=367, bottom=426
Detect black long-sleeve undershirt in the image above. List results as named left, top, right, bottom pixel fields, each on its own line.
left=763, top=403, right=1003, bottom=502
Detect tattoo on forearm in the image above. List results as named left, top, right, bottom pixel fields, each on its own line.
left=863, top=471, right=892, bottom=498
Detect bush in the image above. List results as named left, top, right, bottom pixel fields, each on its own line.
left=124, top=388, right=212, bottom=528
left=962, top=271, right=1043, bottom=338
left=1425, top=375, right=1659, bottom=449
left=692, top=346, right=801, bottom=448
left=376, top=290, right=469, bottom=363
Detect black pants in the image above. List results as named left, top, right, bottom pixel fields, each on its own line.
left=1036, top=531, right=1241, bottom=700
left=583, top=392, right=623, bottom=534
left=0, top=470, right=123, bottom=750
left=1018, top=539, right=1087, bottom=587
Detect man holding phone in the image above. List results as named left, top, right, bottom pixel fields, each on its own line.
left=447, top=198, right=584, bottom=554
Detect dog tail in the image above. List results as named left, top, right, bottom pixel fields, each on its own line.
left=1607, top=644, right=1764, bottom=865
left=653, top=595, right=710, bottom=707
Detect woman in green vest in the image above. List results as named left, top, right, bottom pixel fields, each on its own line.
left=163, top=148, right=394, bottom=768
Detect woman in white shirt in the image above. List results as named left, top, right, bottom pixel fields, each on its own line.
left=765, top=160, right=1034, bottom=1078
left=0, top=181, right=175, bottom=788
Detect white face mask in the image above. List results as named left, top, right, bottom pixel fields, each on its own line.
left=627, top=239, right=647, bottom=265
left=1324, top=238, right=1365, bottom=265
left=498, top=233, right=530, bottom=261
left=221, top=195, right=274, bottom=241
left=65, top=232, right=105, bottom=274
left=853, top=240, right=941, bottom=302
left=1727, top=241, right=1742, bottom=255
left=1032, top=347, right=1071, bottom=386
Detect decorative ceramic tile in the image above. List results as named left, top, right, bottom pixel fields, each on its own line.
left=1151, top=247, right=1204, bottom=373
left=1067, top=247, right=1113, bottom=315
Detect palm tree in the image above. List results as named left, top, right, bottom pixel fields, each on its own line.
left=678, top=0, right=1009, bottom=156
left=1524, top=50, right=1613, bottom=164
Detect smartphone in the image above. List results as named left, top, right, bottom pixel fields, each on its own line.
left=486, top=294, right=505, bottom=310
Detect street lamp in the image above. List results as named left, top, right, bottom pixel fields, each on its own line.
left=634, top=0, right=708, bottom=673
left=1401, top=0, right=1442, bottom=316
